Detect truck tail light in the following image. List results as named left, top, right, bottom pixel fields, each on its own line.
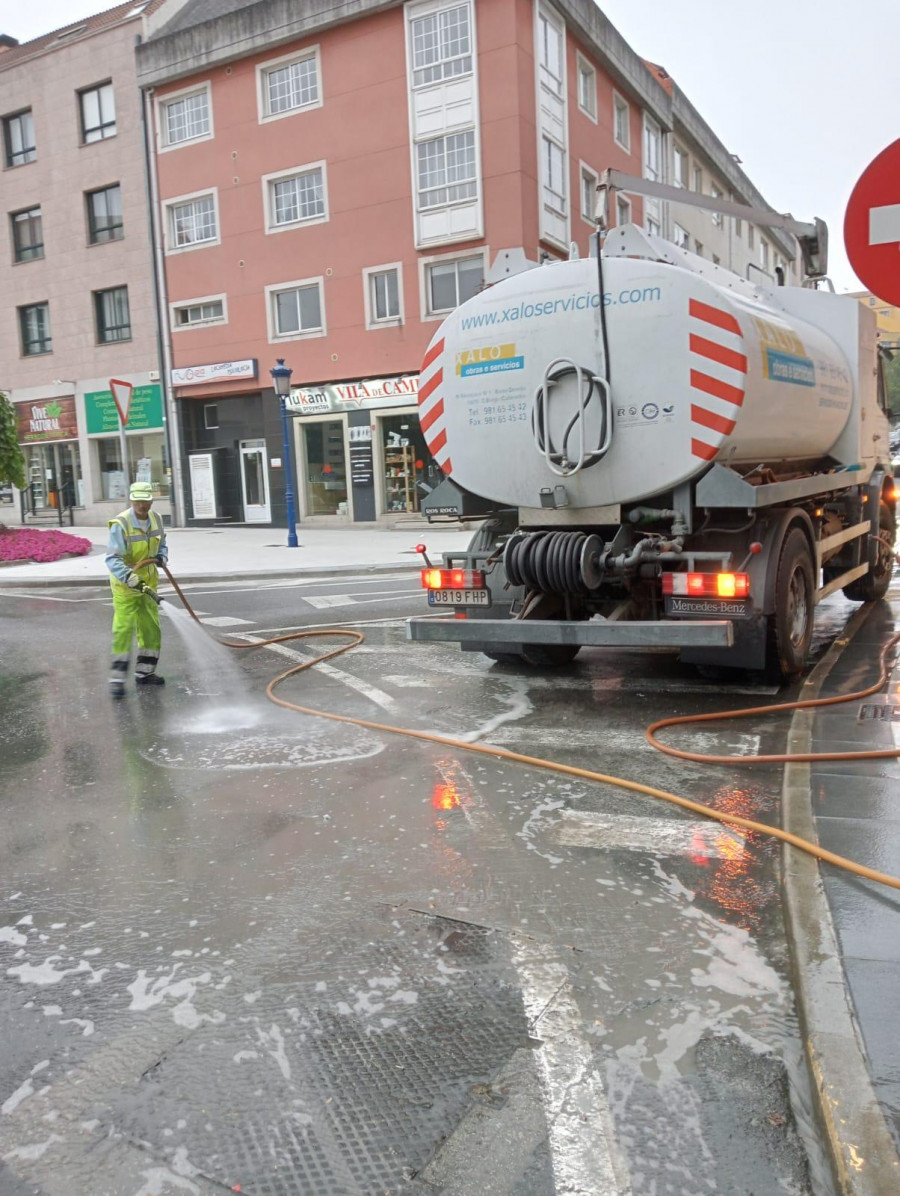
left=421, top=568, right=486, bottom=590
left=662, top=572, right=749, bottom=598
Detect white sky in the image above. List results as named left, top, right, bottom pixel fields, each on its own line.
left=2, top=0, right=896, bottom=292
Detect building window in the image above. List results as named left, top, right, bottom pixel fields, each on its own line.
left=613, top=93, right=630, bottom=150
left=204, top=404, right=218, bottom=430
left=673, top=145, right=688, bottom=187
left=759, top=240, right=769, bottom=270
left=268, top=279, right=325, bottom=339
left=79, top=82, right=115, bottom=143
left=172, top=296, right=226, bottom=329
left=580, top=165, right=598, bottom=223
left=97, top=433, right=168, bottom=500
left=543, top=136, right=566, bottom=216
left=712, top=254, right=720, bottom=266
left=711, top=183, right=723, bottom=227
left=734, top=217, right=742, bottom=238
left=11, top=206, right=43, bottom=262
left=86, top=184, right=123, bottom=244
left=643, top=114, right=661, bottom=182
left=94, top=286, right=131, bottom=343
left=692, top=165, right=703, bottom=193
left=265, top=164, right=327, bottom=230
left=577, top=55, right=596, bottom=120
left=694, top=240, right=703, bottom=256
left=260, top=49, right=320, bottom=118
left=673, top=224, right=689, bottom=249
left=616, top=194, right=631, bottom=226
left=537, top=10, right=563, bottom=96
left=19, top=302, right=51, bottom=355
left=160, top=86, right=211, bottom=147
left=747, top=225, right=755, bottom=249
left=166, top=192, right=218, bottom=250
left=647, top=218, right=661, bottom=237
left=416, top=130, right=476, bottom=209
left=365, top=265, right=402, bottom=326
left=3, top=109, right=35, bottom=167
left=410, top=3, right=472, bottom=87
left=425, top=254, right=482, bottom=315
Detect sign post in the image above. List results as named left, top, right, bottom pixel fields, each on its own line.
left=109, top=378, right=133, bottom=487
left=844, top=139, right=900, bottom=305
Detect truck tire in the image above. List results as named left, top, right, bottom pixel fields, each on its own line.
left=766, top=528, right=815, bottom=679
left=842, top=499, right=896, bottom=602
left=520, top=644, right=581, bottom=666
left=483, top=650, right=526, bottom=665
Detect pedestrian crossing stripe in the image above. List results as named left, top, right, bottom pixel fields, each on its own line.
left=198, top=615, right=255, bottom=627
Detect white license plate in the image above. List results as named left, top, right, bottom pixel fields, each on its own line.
left=427, top=589, right=491, bottom=607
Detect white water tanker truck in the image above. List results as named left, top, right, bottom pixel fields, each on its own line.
left=407, top=221, right=895, bottom=678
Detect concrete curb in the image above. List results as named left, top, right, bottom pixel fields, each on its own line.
left=0, top=561, right=423, bottom=589
left=782, top=604, right=900, bottom=1195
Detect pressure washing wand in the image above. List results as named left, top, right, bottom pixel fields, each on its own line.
left=132, top=558, right=195, bottom=616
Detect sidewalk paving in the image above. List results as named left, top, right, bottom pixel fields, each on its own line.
left=3, top=522, right=900, bottom=1189
left=0, top=522, right=477, bottom=586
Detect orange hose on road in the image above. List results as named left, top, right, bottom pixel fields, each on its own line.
left=154, top=562, right=900, bottom=893
left=647, top=631, right=900, bottom=766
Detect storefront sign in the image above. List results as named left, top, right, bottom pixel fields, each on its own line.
left=84, top=385, right=164, bottom=434
left=288, top=374, right=419, bottom=414
left=172, top=359, right=257, bottom=387
left=16, top=397, right=78, bottom=444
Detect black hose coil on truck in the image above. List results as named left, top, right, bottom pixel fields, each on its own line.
left=504, top=530, right=603, bottom=595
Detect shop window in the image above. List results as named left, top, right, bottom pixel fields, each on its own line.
left=259, top=48, right=320, bottom=119
left=19, top=302, right=51, bottom=355
left=364, top=265, right=402, bottom=327
left=302, top=420, right=347, bottom=515
left=267, top=278, right=325, bottom=340
left=86, top=184, right=123, bottom=244
left=94, top=286, right=131, bottom=343
left=165, top=191, right=218, bottom=251
left=424, top=254, right=483, bottom=316
left=264, top=163, right=327, bottom=231
left=380, top=413, right=439, bottom=514
left=3, top=109, right=35, bottom=167
left=11, top=206, right=43, bottom=261
left=204, top=404, right=218, bottom=429
left=79, top=81, right=116, bottom=143
left=96, top=432, right=169, bottom=501
left=410, top=3, right=472, bottom=88
left=23, top=441, right=82, bottom=511
left=159, top=85, right=211, bottom=147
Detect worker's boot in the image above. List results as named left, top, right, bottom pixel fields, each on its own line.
left=136, top=672, right=165, bottom=686
left=109, top=656, right=128, bottom=698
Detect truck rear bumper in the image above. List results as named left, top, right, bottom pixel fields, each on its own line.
left=406, top=617, right=734, bottom=649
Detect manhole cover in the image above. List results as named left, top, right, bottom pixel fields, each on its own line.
left=858, top=704, right=899, bottom=721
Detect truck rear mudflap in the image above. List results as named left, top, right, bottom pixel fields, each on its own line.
left=406, top=617, right=733, bottom=649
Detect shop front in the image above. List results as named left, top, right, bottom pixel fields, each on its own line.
left=15, top=397, right=83, bottom=518
left=286, top=374, right=440, bottom=523
left=83, top=384, right=171, bottom=514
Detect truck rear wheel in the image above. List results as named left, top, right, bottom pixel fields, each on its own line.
left=842, top=499, right=895, bottom=602
left=521, top=644, right=581, bottom=667
left=766, top=528, right=815, bottom=679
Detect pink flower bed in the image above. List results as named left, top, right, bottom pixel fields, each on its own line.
left=0, top=527, right=93, bottom=563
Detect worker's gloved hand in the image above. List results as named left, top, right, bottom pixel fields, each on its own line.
left=155, top=555, right=166, bottom=566
left=126, top=572, right=142, bottom=589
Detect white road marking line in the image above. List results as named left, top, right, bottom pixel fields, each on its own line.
left=235, top=633, right=397, bottom=710
left=249, top=615, right=410, bottom=635
left=0, top=592, right=110, bottom=603
left=198, top=615, right=254, bottom=627
left=172, top=573, right=414, bottom=596
left=305, top=594, right=355, bottom=608
left=511, top=938, right=632, bottom=1195
left=554, top=809, right=746, bottom=859
left=304, top=591, right=420, bottom=609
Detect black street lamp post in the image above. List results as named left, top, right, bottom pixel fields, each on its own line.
left=270, top=358, right=298, bottom=548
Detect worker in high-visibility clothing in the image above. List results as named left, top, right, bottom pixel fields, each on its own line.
left=105, top=481, right=168, bottom=697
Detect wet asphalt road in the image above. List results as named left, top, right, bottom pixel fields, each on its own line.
left=0, top=572, right=861, bottom=1195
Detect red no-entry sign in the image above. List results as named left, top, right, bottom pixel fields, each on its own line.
left=844, top=139, right=900, bottom=305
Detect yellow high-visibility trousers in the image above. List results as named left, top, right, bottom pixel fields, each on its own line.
left=109, top=585, right=161, bottom=680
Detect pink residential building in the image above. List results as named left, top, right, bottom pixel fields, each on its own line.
left=137, top=0, right=796, bottom=526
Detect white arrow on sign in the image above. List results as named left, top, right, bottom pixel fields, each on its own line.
left=869, top=203, right=900, bottom=246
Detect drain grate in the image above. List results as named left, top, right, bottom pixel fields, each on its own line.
left=858, top=704, right=898, bottom=721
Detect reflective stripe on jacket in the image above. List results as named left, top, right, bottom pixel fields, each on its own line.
left=107, top=509, right=165, bottom=593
